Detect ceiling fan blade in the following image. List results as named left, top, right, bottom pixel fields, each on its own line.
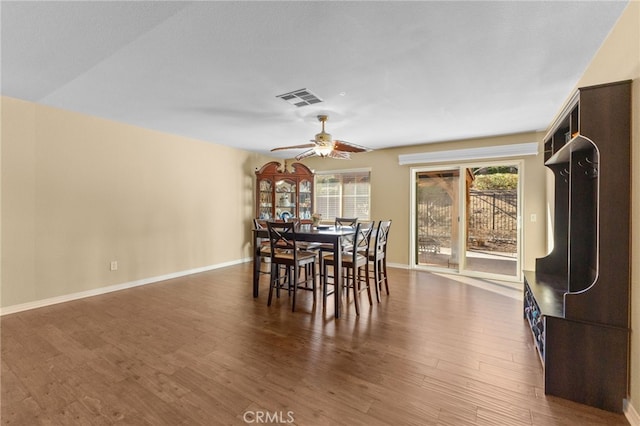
left=328, top=150, right=351, bottom=160
left=271, top=143, right=316, bottom=152
left=271, top=115, right=370, bottom=158
left=295, top=149, right=317, bottom=161
left=333, top=140, right=372, bottom=153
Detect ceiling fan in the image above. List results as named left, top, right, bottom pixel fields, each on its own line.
left=271, top=115, right=372, bottom=160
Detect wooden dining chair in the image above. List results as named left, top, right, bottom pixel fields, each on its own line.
left=282, top=216, right=322, bottom=279
left=266, top=221, right=318, bottom=312
left=318, top=217, right=358, bottom=280
left=322, top=222, right=373, bottom=316
left=369, top=220, right=392, bottom=301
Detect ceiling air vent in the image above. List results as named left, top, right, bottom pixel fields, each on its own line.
left=276, top=88, right=323, bottom=107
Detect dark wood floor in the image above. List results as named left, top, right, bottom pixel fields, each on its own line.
left=1, top=263, right=629, bottom=425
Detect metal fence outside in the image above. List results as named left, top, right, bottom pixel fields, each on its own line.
left=417, top=189, right=517, bottom=252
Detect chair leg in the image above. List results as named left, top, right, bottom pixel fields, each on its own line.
left=319, top=251, right=326, bottom=283
left=277, top=265, right=284, bottom=298
left=373, top=259, right=381, bottom=303
left=292, top=265, right=298, bottom=312
left=342, top=268, right=360, bottom=315
left=363, top=266, right=373, bottom=306
left=268, top=263, right=276, bottom=306
left=382, top=258, right=390, bottom=295
left=312, top=262, right=317, bottom=303
left=287, top=267, right=293, bottom=297
left=322, top=262, right=328, bottom=306
left=350, top=268, right=360, bottom=316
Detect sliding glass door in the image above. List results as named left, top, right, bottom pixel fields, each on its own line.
left=463, top=165, right=519, bottom=277
left=415, top=169, right=461, bottom=271
left=412, top=163, right=521, bottom=280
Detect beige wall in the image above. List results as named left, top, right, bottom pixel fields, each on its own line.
left=0, top=98, right=549, bottom=309
left=302, top=131, right=547, bottom=271
left=571, top=0, right=639, bottom=417
left=1, top=96, right=272, bottom=309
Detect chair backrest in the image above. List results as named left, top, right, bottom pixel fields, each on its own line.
left=366, top=220, right=377, bottom=248
left=376, top=220, right=392, bottom=256
left=335, top=217, right=358, bottom=249
left=349, top=222, right=373, bottom=263
left=266, top=221, right=297, bottom=259
left=335, top=217, right=358, bottom=229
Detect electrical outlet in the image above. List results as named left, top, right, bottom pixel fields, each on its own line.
left=110, top=261, right=118, bottom=271
left=530, top=214, right=537, bottom=223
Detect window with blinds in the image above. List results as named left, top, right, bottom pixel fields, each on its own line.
left=314, top=170, right=371, bottom=220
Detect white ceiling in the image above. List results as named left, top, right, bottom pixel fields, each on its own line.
left=1, top=1, right=629, bottom=158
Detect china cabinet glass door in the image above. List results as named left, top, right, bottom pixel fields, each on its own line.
left=298, top=179, right=313, bottom=220
left=258, top=179, right=273, bottom=220
left=275, top=179, right=296, bottom=220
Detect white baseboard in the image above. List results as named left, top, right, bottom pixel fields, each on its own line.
left=625, top=399, right=640, bottom=426
left=0, top=258, right=248, bottom=316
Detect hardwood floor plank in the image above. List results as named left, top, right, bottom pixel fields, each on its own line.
left=529, top=395, right=631, bottom=426
left=476, top=406, right=533, bottom=425
left=365, top=398, right=441, bottom=425
left=377, top=373, right=479, bottom=420
left=1, top=264, right=630, bottom=425
left=0, top=360, right=43, bottom=424
left=170, top=365, right=252, bottom=414
left=437, top=407, right=479, bottom=426
left=420, top=369, right=534, bottom=424
left=49, top=400, right=111, bottom=426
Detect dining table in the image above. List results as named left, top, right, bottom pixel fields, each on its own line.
left=252, top=224, right=355, bottom=318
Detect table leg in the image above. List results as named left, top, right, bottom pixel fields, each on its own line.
left=253, top=235, right=260, bottom=298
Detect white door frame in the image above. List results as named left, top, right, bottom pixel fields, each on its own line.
left=409, top=160, right=523, bottom=282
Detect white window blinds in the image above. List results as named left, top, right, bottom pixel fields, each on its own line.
left=314, top=170, right=370, bottom=220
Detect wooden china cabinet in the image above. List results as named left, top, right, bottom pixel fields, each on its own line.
left=255, top=161, right=314, bottom=222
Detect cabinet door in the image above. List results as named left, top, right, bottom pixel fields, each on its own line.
left=275, top=179, right=296, bottom=220
left=258, top=179, right=273, bottom=220
left=298, top=179, right=313, bottom=220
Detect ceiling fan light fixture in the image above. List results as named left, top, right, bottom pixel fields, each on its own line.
left=313, top=144, right=333, bottom=157
left=315, top=131, right=332, bottom=144
left=273, top=114, right=371, bottom=160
